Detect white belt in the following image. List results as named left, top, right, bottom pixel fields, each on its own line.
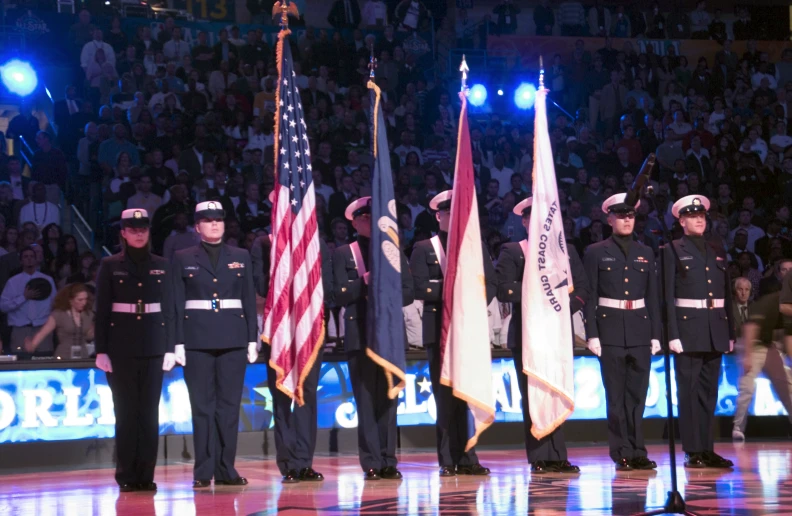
left=185, top=299, right=243, bottom=310
left=598, top=297, right=645, bottom=310
left=112, top=302, right=161, bottom=314
left=675, top=298, right=725, bottom=309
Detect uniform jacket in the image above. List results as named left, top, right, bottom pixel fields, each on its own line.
left=583, top=237, right=661, bottom=347
left=410, top=233, right=497, bottom=346
left=496, top=241, right=590, bottom=349
left=332, top=238, right=414, bottom=352
left=173, top=243, right=257, bottom=350
left=663, top=236, right=735, bottom=353
left=94, top=252, right=175, bottom=358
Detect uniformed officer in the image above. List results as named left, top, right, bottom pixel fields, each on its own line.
left=94, top=209, right=176, bottom=492
left=332, top=196, right=415, bottom=481
left=172, top=201, right=259, bottom=488
left=664, top=194, right=734, bottom=469
left=584, top=193, right=661, bottom=472
left=251, top=191, right=335, bottom=483
left=410, top=190, right=495, bottom=477
left=496, top=197, right=590, bottom=474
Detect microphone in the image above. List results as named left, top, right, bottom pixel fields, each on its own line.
left=625, top=153, right=656, bottom=208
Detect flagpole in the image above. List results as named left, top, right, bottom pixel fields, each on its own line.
left=538, top=55, right=544, bottom=91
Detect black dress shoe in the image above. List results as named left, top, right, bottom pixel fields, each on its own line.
left=119, top=483, right=137, bottom=492
left=457, top=464, right=491, bottom=476
left=615, top=458, right=633, bottom=471
left=298, top=467, right=324, bottom=481
left=439, top=466, right=456, bottom=477
left=282, top=470, right=300, bottom=484
left=702, top=451, right=734, bottom=468
left=380, top=466, right=403, bottom=480
left=136, top=482, right=157, bottom=491
left=215, top=477, right=248, bottom=486
left=531, top=461, right=558, bottom=474
left=555, top=460, right=580, bottom=473
left=192, top=479, right=212, bottom=488
left=631, top=457, right=657, bottom=470
left=364, top=468, right=381, bottom=481
left=684, top=453, right=706, bottom=468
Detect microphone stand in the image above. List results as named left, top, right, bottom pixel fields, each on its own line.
left=636, top=187, right=698, bottom=516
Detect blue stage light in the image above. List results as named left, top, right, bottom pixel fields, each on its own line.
left=0, top=60, right=38, bottom=97
left=514, top=83, right=537, bottom=110
left=497, top=89, right=504, bottom=96
left=468, top=84, right=487, bottom=107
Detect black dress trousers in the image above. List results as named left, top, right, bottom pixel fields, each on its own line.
left=674, top=351, right=722, bottom=454
left=426, top=343, right=478, bottom=467
left=263, top=345, right=324, bottom=475
left=183, top=347, right=248, bottom=482
left=106, top=357, right=164, bottom=486
left=598, top=345, right=651, bottom=461
left=512, top=346, right=567, bottom=463
left=347, top=350, right=398, bottom=471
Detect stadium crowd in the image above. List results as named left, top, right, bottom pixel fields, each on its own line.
left=0, top=1, right=790, bottom=354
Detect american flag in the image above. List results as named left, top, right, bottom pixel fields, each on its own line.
left=261, top=33, right=324, bottom=405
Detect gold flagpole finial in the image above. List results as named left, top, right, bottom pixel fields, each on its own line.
left=539, top=55, right=545, bottom=90
left=368, top=44, right=377, bottom=79
left=459, top=55, right=470, bottom=94
left=273, top=1, right=299, bottom=29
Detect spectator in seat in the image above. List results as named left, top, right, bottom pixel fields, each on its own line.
left=18, top=183, right=59, bottom=231
left=126, top=174, right=163, bottom=214
left=163, top=211, right=200, bottom=262
left=236, top=182, right=271, bottom=233
left=80, top=28, right=115, bottom=72
left=32, top=132, right=67, bottom=206
left=328, top=0, right=362, bottom=29
left=0, top=246, right=56, bottom=355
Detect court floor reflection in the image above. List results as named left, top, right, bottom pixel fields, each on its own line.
left=1, top=443, right=791, bottom=515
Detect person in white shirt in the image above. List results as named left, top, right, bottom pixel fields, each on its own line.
left=362, top=0, right=389, bottom=27
left=403, top=186, right=426, bottom=222
left=126, top=175, right=163, bottom=214
left=0, top=246, right=56, bottom=355
left=393, top=130, right=422, bottom=165
left=80, top=28, right=116, bottom=71
left=770, top=120, right=792, bottom=157
left=19, top=183, right=60, bottom=231
left=748, top=126, right=768, bottom=163
left=313, top=168, right=334, bottom=205
left=489, top=154, right=515, bottom=198
left=163, top=27, right=191, bottom=63
left=751, top=66, right=778, bottom=90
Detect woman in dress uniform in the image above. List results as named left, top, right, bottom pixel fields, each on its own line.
left=172, top=200, right=258, bottom=488
left=94, top=208, right=176, bottom=492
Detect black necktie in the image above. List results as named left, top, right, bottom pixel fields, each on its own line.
left=740, top=306, right=747, bottom=323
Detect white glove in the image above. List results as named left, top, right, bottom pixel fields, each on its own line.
left=669, top=339, right=684, bottom=354
left=587, top=337, right=602, bottom=357
left=247, top=342, right=259, bottom=363
left=95, top=353, right=113, bottom=373
left=163, top=353, right=176, bottom=371
left=651, top=339, right=661, bottom=355
left=729, top=340, right=735, bottom=353
left=174, top=344, right=186, bottom=366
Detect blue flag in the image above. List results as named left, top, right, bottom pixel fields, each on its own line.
left=365, top=80, right=406, bottom=398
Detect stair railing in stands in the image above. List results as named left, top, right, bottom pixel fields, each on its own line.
left=70, top=204, right=95, bottom=253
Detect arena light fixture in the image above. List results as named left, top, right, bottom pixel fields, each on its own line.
left=468, top=84, right=487, bottom=107
left=514, top=83, right=537, bottom=110
left=0, top=59, right=38, bottom=97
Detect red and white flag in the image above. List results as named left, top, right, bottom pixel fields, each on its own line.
left=439, top=91, right=495, bottom=450
left=261, top=29, right=324, bottom=405
left=521, top=86, right=575, bottom=439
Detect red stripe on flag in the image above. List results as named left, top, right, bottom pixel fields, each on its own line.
left=439, top=96, right=475, bottom=367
